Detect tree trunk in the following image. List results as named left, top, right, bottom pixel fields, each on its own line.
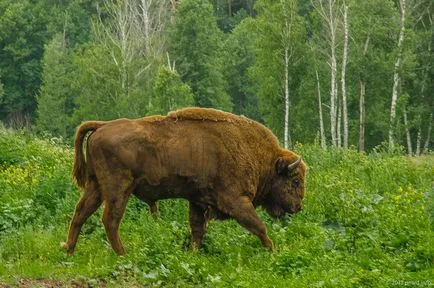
left=423, top=111, right=433, bottom=154
left=170, top=0, right=177, bottom=11
left=416, top=129, right=421, bottom=155
left=313, top=0, right=338, bottom=147
left=329, top=0, right=338, bottom=147
left=337, top=95, right=342, bottom=147
left=329, top=45, right=337, bottom=147
left=316, top=69, right=326, bottom=149
left=341, top=3, right=349, bottom=148
left=284, top=48, right=291, bottom=149
left=403, top=107, right=412, bottom=155
left=359, top=80, right=366, bottom=152
left=416, top=34, right=431, bottom=155
left=359, top=35, right=370, bottom=152
left=389, top=0, right=406, bottom=149
left=228, top=0, right=232, bottom=17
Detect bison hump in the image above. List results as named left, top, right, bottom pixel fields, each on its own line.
left=167, top=107, right=249, bottom=123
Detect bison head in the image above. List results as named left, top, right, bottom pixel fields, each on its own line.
left=263, top=153, right=306, bottom=219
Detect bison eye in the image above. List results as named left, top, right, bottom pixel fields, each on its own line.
left=292, top=179, right=300, bottom=189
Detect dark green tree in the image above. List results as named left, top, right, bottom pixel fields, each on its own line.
left=211, top=0, right=256, bottom=32
left=224, top=18, right=260, bottom=120
left=0, top=0, right=50, bottom=124
left=249, top=0, right=307, bottom=146
left=170, top=0, right=232, bottom=111
left=35, top=34, right=77, bottom=139
left=0, top=0, right=97, bottom=125
left=149, top=65, right=195, bottom=115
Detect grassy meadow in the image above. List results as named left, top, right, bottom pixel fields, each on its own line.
left=0, top=128, right=433, bottom=287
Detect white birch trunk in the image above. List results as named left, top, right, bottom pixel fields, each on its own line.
left=423, top=109, right=433, bottom=154
left=389, top=0, right=406, bottom=149
left=281, top=1, right=294, bottom=150
left=316, top=69, right=326, bottom=149
left=337, top=96, right=342, bottom=147
left=312, top=0, right=338, bottom=147
left=416, top=130, right=421, bottom=155
left=329, top=0, right=338, bottom=147
left=341, top=3, right=349, bottom=148
left=403, top=107, right=413, bottom=155
left=359, top=35, right=370, bottom=152
left=359, top=80, right=366, bottom=152
left=284, top=48, right=290, bottom=149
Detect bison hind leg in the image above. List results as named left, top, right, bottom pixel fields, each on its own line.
left=62, top=177, right=102, bottom=254
left=100, top=173, right=135, bottom=256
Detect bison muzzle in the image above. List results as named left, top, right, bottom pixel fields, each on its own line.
left=62, top=108, right=306, bottom=255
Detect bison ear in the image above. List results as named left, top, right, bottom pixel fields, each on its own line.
left=275, top=158, right=289, bottom=175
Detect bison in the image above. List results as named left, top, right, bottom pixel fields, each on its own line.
left=62, top=108, right=306, bottom=255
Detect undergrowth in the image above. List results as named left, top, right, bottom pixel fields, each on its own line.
left=0, top=128, right=433, bottom=287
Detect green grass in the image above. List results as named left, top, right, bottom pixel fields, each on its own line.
left=0, top=128, right=433, bottom=287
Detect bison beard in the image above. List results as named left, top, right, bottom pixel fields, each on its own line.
left=62, top=108, right=306, bottom=255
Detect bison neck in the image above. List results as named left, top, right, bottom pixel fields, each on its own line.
left=252, top=170, right=276, bottom=207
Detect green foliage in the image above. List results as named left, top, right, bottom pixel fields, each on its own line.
left=170, top=0, right=233, bottom=111
left=249, top=0, right=307, bottom=141
left=35, top=34, right=77, bottom=139
left=211, top=0, right=255, bottom=32
left=0, top=130, right=432, bottom=286
left=0, top=128, right=75, bottom=234
left=71, top=42, right=149, bottom=122
left=0, top=0, right=96, bottom=124
left=0, top=0, right=432, bottom=151
left=148, top=66, right=195, bottom=115
left=224, top=18, right=261, bottom=121
left=0, top=0, right=50, bottom=121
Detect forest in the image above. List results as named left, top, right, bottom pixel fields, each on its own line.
left=0, top=0, right=432, bottom=153
left=0, top=0, right=433, bottom=287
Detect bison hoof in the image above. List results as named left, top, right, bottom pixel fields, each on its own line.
left=60, top=241, right=68, bottom=250
left=190, top=243, right=200, bottom=251
left=262, top=239, right=274, bottom=252
left=60, top=242, right=74, bottom=255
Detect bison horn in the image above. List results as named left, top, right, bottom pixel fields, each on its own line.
left=287, top=156, right=301, bottom=172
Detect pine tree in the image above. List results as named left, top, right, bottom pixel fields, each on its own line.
left=149, top=65, right=195, bottom=115
left=170, top=0, right=232, bottom=111
left=36, top=34, right=76, bottom=138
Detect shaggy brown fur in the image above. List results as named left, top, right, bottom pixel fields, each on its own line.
left=63, top=108, right=306, bottom=255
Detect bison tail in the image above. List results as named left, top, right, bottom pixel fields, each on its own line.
left=72, top=121, right=105, bottom=189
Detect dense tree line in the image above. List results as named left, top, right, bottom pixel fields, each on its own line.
left=0, top=0, right=432, bottom=153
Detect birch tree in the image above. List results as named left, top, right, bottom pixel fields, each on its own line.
left=316, top=69, right=327, bottom=149
left=95, top=0, right=168, bottom=101
left=341, top=2, right=349, bottom=148
left=351, top=0, right=398, bottom=151
left=73, top=0, right=170, bottom=121
left=414, top=2, right=433, bottom=155
left=358, top=33, right=370, bottom=152
left=312, top=0, right=340, bottom=147
left=281, top=0, right=296, bottom=149
left=389, top=0, right=407, bottom=149
left=250, top=0, right=306, bottom=145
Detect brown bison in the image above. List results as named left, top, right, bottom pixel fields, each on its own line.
left=62, top=108, right=306, bottom=255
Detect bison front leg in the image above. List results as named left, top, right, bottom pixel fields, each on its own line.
left=223, top=196, right=273, bottom=251
left=147, top=200, right=159, bottom=216
left=188, top=202, right=207, bottom=250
